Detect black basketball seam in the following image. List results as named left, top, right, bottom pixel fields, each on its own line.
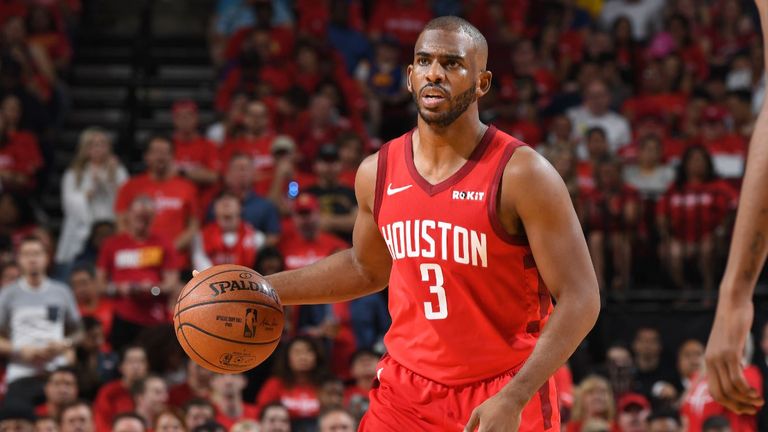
left=177, top=266, right=255, bottom=302
left=174, top=299, right=284, bottom=318
left=178, top=324, right=234, bottom=372
left=178, top=322, right=282, bottom=346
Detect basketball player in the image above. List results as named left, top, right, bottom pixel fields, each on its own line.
left=705, top=0, right=768, bottom=416
left=200, top=17, right=600, bottom=431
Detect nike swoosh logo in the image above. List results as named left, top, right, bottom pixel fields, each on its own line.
left=387, top=183, right=413, bottom=196
left=377, top=367, right=384, bottom=381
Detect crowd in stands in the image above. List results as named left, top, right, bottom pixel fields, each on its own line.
left=0, top=0, right=765, bottom=431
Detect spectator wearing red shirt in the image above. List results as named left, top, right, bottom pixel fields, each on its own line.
left=192, top=194, right=261, bottom=271
left=93, top=345, right=148, bottom=432
left=70, top=266, right=114, bottom=343
left=336, top=132, right=364, bottom=189
left=656, top=146, right=738, bottom=296
left=172, top=100, right=220, bottom=191
left=115, top=136, right=199, bottom=266
left=206, top=92, right=247, bottom=146
left=221, top=100, right=277, bottom=195
left=0, top=102, right=43, bottom=192
left=183, top=398, right=215, bottom=431
left=681, top=364, right=763, bottom=432
left=280, top=194, right=348, bottom=271
left=256, top=336, right=327, bottom=425
left=698, top=105, right=747, bottom=179
left=583, top=158, right=639, bottom=291
left=368, top=0, right=432, bottom=57
left=98, top=195, right=180, bottom=350
left=293, top=94, right=352, bottom=168
left=576, top=127, right=612, bottom=191
left=210, top=374, right=258, bottom=430
left=132, top=375, right=169, bottom=431
left=36, top=367, right=78, bottom=418
left=26, top=5, right=72, bottom=73
left=168, top=361, right=213, bottom=408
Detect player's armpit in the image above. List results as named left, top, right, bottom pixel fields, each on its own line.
left=501, top=147, right=599, bottom=302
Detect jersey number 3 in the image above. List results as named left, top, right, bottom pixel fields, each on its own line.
left=421, top=263, right=447, bottom=320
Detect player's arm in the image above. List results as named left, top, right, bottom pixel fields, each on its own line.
left=265, top=154, right=392, bottom=305
left=705, top=0, right=768, bottom=414
left=466, top=148, right=600, bottom=431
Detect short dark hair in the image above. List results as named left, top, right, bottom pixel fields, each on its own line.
left=130, top=375, right=163, bottom=398
left=585, top=126, right=607, bottom=140
left=647, top=410, right=681, bottom=426
left=145, top=135, right=174, bottom=153
left=421, top=16, right=487, bottom=57
left=18, top=235, right=45, bottom=251
left=318, top=407, right=355, bottom=425
left=112, top=413, right=146, bottom=430
left=183, top=398, right=215, bottom=414
left=59, top=400, right=91, bottom=422
left=47, top=366, right=78, bottom=383
left=191, top=419, right=225, bottom=432
left=69, top=264, right=95, bottom=279
left=349, top=348, right=379, bottom=366
left=119, top=344, right=146, bottom=366
left=258, top=402, right=288, bottom=422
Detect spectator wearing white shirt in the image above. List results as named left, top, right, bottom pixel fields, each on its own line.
left=55, top=127, right=128, bottom=274
left=568, top=79, right=632, bottom=156
left=601, top=0, right=666, bottom=41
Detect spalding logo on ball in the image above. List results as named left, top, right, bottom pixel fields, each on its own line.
left=173, top=264, right=284, bottom=373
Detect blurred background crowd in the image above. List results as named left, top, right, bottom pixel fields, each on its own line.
left=0, top=0, right=765, bottom=431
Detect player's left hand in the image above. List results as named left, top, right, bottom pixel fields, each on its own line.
left=464, top=392, right=523, bottom=432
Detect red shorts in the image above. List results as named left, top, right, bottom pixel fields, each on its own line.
left=359, top=354, right=560, bottom=432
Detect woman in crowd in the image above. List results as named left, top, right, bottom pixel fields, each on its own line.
left=55, top=127, right=127, bottom=276
left=567, top=375, right=616, bottom=432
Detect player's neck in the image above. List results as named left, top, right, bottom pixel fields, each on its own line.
left=413, top=115, right=487, bottom=180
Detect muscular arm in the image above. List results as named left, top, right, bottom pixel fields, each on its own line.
left=266, top=154, right=392, bottom=305
left=705, top=0, right=768, bottom=414
left=496, top=148, right=600, bottom=407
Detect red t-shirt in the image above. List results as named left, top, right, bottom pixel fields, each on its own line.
left=0, top=131, right=43, bottom=189
left=368, top=0, right=432, bottom=46
left=221, top=134, right=276, bottom=195
left=97, top=233, right=179, bottom=325
left=92, top=380, right=134, bottom=432
left=114, top=174, right=199, bottom=247
left=256, top=377, right=320, bottom=420
left=681, top=367, right=763, bottom=432
left=375, top=126, right=552, bottom=385
left=278, top=228, right=348, bottom=271
left=656, top=180, right=739, bottom=242
left=343, top=385, right=368, bottom=407
left=582, top=185, right=639, bottom=233
left=174, top=135, right=221, bottom=173
left=215, top=403, right=259, bottom=430
left=78, top=298, right=115, bottom=343
left=200, top=221, right=258, bottom=267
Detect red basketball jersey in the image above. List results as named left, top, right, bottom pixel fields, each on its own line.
left=374, top=125, right=553, bottom=385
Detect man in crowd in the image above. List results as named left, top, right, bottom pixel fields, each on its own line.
left=216, top=153, right=281, bottom=247
left=92, top=345, right=148, bottom=432
left=259, top=403, right=290, bottom=432
left=615, top=393, right=652, bottom=432
left=59, top=401, right=94, bottom=432
left=111, top=414, right=145, bottom=432
left=169, top=361, right=213, bottom=408
left=193, top=194, right=261, bottom=270
left=306, top=144, right=357, bottom=242
left=647, top=411, right=683, bottom=432
left=183, top=399, right=215, bottom=431
left=0, top=236, right=81, bottom=407
left=36, top=367, right=78, bottom=418
left=114, top=136, right=199, bottom=266
left=632, top=327, right=677, bottom=401
left=209, top=374, right=258, bottom=430
left=171, top=100, right=220, bottom=189
left=0, top=405, right=35, bottom=432
left=221, top=100, right=277, bottom=195
left=131, top=375, right=168, bottom=429
left=318, top=408, right=355, bottom=432
left=567, top=79, right=632, bottom=153
left=97, top=196, right=180, bottom=350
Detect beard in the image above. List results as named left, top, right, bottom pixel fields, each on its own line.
left=414, top=83, right=477, bottom=128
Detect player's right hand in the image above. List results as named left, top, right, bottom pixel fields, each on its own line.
left=705, top=298, right=764, bottom=414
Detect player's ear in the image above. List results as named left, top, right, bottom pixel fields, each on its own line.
left=406, top=65, right=414, bottom=93
left=476, top=70, right=492, bottom=98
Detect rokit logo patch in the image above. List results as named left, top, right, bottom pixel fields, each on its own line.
left=452, top=190, right=485, bottom=201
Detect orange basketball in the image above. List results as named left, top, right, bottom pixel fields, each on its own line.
left=173, top=264, right=284, bottom=373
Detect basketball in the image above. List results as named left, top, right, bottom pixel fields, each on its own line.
left=173, top=264, right=284, bottom=373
